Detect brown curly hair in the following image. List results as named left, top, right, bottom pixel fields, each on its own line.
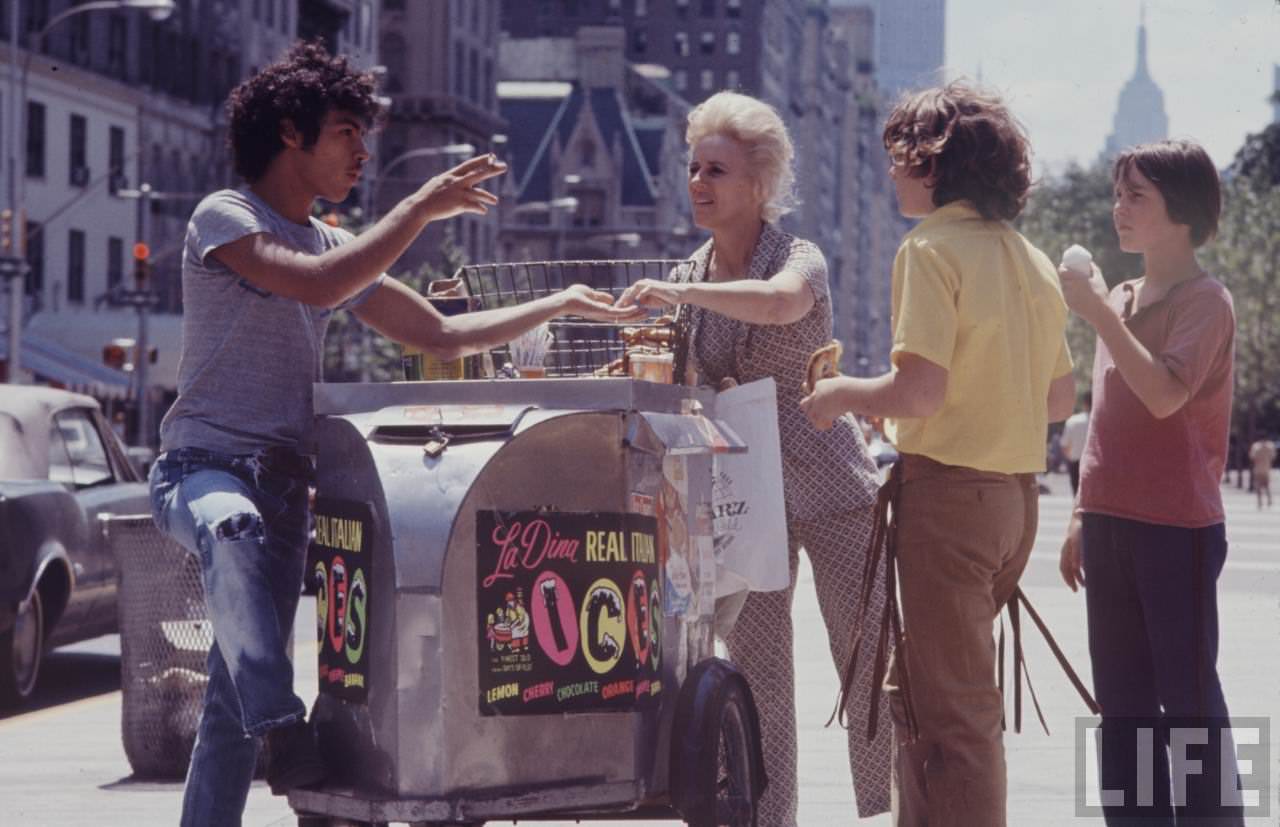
left=882, top=82, right=1032, bottom=221
left=226, top=40, right=384, bottom=183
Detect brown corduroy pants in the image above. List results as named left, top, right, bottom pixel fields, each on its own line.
left=885, top=454, right=1039, bottom=827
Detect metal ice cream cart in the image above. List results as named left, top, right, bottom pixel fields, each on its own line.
left=288, top=262, right=769, bottom=827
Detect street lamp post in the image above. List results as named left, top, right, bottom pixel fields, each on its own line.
left=4, top=0, right=175, bottom=384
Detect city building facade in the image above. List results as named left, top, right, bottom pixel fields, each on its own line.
left=496, top=26, right=692, bottom=264
left=376, top=0, right=503, bottom=273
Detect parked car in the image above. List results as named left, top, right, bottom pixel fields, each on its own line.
left=0, top=386, right=150, bottom=706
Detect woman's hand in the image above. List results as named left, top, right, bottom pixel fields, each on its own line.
left=1059, top=512, right=1086, bottom=592
left=1058, top=263, right=1112, bottom=329
left=415, top=154, right=507, bottom=222
left=799, top=376, right=849, bottom=431
left=558, top=284, right=648, bottom=322
left=617, top=279, right=688, bottom=311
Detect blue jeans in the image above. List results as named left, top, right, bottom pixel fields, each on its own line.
left=150, top=446, right=312, bottom=827
left=1081, top=513, right=1244, bottom=826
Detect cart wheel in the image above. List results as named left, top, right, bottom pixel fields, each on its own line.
left=670, top=658, right=764, bottom=827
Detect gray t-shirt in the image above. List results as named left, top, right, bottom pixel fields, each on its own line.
left=159, top=188, right=381, bottom=455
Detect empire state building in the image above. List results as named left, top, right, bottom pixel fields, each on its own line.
left=1103, top=5, right=1169, bottom=157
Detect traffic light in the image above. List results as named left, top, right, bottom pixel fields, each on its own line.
left=103, top=338, right=133, bottom=371
left=132, top=242, right=150, bottom=289
left=103, top=337, right=156, bottom=371
left=1, top=209, right=12, bottom=253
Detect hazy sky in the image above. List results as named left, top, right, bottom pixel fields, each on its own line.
left=944, top=0, right=1280, bottom=173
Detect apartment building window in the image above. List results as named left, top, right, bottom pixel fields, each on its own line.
left=674, top=31, right=689, bottom=57
left=382, top=33, right=406, bottom=92
left=485, top=58, right=494, bottom=110
left=700, top=31, right=715, bottom=54
left=632, top=28, right=647, bottom=53
left=701, top=69, right=715, bottom=91
left=726, top=69, right=740, bottom=89
left=71, top=13, right=90, bottom=63
left=69, top=114, right=87, bottom=187
left=266, top=0, right=275, bottom=27
left=108, top=125, right=126, bottom=193
left=24, top=221, right=43, bottom=296
left=701, top=0, right=716, bottom=16
left=635, top=0, right=647, bottom=15
left=673, top=69, right=687, bottom=91
left=107, top=14, right=126, bottom=77
left=67, top=230, right=85, bottom=305
left=675, top=0, right=689, bottom=16
left=252, top=0, right=260, bottom=20
left=469, top=48, right=480, bottom=104
left=727, top=30, right=740, bottom=55
left=727, top=0, right=741, bottom=18
left=25, top=0, right=48, bottom=36
left=107, top=237, right=124, bottom=289
left=384, top=0, right=404, bottom=9
left=454, top=42, right=465, bottom=97
left=26, top=101, right=45, bottom=177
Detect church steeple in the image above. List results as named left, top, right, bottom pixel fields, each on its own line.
left=1103, top=1, right=1168, bottom=158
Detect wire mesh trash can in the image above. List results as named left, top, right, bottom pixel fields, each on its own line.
left=109, top=514, right=212, bottom=779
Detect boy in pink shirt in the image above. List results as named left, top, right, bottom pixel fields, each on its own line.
left=1058, top=139, right=1244, bottom=824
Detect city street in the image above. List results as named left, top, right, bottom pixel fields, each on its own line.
left=0, top=472, right=1275, bottom=826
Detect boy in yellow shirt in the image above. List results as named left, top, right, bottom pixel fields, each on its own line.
left=801, top=82, right=1075, bottom=826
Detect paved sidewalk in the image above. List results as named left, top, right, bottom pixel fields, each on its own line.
left=0, top=473, right=1275, bottom=826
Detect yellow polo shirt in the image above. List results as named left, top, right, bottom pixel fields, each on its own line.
left=885, top=201, right=1072, bottom=474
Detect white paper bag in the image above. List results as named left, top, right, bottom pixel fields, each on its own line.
left=712, top=378, right=789, bottom=596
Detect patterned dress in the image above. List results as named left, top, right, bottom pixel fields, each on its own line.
left=673, top=223, right=892, bottom=823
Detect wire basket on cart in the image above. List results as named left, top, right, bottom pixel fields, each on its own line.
left=459, top=258, right=695, bottom=377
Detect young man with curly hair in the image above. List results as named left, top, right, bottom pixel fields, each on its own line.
left=801, top=82, right=1076, bottom=825
left=150, top=42, right=634, bottom=827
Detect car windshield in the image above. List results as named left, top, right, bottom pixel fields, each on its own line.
left=0, top=413, right=43, bottom=478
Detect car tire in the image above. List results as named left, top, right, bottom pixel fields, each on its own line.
left=0, top=589, right=44, bottom=707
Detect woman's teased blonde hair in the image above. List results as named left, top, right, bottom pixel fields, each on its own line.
left=686, top=91, right=797, bottom=222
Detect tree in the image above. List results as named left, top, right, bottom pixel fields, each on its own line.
left=1202, top=123, right=1280, bottom=444
left=1016, top=160, right=1142, bottom=391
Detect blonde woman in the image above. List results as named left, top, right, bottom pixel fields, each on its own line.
left=618, top=91, right=890, bottom=824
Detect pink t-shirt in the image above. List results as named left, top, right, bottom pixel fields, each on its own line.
left=1078, top=275, right=1235, bottom=528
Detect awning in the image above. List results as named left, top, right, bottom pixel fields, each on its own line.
left=0, top=335, right=132, bottom=400
left=21, top=310, right=182, bottom=391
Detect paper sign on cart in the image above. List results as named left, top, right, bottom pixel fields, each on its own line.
left=309, top=498, right=375, bottom=703
left=475, top=510, right=664, bottom=716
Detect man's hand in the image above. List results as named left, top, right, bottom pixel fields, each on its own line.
left=799, top=376, right=848, bottom=431
left=617, top=279, right=687, bottom=310
left=416, top=154, right=507, bottom=222
left=1059, top=512, right=1086, bottom=592
left=1058, top=263, right=1112, bottom=328
left=559, top=284, right=648, bottom=322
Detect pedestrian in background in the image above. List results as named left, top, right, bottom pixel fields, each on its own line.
left=801, top=82, right=1075, bottom=826
left=1249, top=436, right=1275, bottom=508
left=1059, top=391, right=1092, bottom=494
left=1058, top=139, right=1244, bottom=824
left=617, top=90, right=892, bottom=824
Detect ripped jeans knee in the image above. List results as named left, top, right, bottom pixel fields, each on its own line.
left=213, top=511, right=265, bottom=544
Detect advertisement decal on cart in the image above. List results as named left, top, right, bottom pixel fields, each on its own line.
left=476, top=510, right=663, bottom=715
left=310, top=498, right=375, bottom=703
